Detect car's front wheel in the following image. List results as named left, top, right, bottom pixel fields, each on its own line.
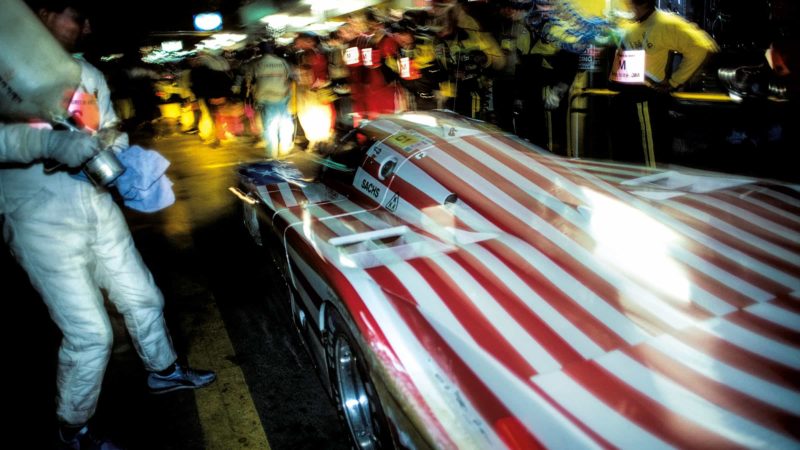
left=326, top=308, right=392, bottom=450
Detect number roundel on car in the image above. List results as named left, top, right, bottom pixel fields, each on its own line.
left=378, top=157, right=397, bottom=181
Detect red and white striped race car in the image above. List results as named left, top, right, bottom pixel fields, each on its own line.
left=232, top=110, right=800, bottom=450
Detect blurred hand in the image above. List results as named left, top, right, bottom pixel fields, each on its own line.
left=649, top=80, right=675, bottom=94
left=543, top=83, right=570, bottom=110
left=45, top=131, right=100, bottom=167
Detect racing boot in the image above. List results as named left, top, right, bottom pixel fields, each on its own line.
left=147, top=362, right=216, bottom=394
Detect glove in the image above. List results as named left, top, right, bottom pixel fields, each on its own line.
left=543, top=83, right=569, bottom=110
left=45, top=130, right=100, bottom=168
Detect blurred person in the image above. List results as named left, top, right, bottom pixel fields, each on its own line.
left=351, top=10, right=402, bottom=119
left=246, top=41, right=294, bottom=159
left=291, top=32, right=335, bottom=151
left=387, top=19, right=447, bottom=111
left=494, top=0, right=531, bottom=132
left=609, top=0, right=717, bottom=166
left=188, top=50, right=234, bottom=147
left=325, top=25, right=357, bottom=135
left=433, top=0, right=505, bottom=119
left=2, top=1, right=216, bottom=448
left=516, top=0, right=594, bottom=154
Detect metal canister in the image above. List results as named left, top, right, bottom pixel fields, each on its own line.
left=82, top=149, right=125, bottom=187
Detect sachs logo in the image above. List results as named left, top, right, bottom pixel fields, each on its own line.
left=361, top=179, right=381, bottom=198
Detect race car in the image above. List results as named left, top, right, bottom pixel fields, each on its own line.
left=231, top=110, right=800, bottom=450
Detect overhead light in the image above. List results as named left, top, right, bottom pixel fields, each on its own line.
left=194, top=12, right=223, bottom=31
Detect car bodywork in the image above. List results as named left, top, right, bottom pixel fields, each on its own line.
left=233, top=111, right=800, bottom=449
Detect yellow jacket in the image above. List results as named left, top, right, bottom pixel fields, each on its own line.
left=621, top=10, right=717, bottom=88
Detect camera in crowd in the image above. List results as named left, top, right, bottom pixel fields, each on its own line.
left=718, top=65, right=788, bottom=101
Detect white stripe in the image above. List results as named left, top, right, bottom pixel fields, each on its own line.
left=648, top=334, right=800, bottom=414
left=532, top=371, right=674, bottom=450
left=430, top=310, right=603, bottom=449
left=690, top=195, right=800, bottom=244
left=726, top=192, right=800, bottom=225
left=745, top=302, right=800, bottom=332
left=429, top=149, right=699, bottom=331
left=278, top=183, right=298, bottom=207
left=664, top=199, right=800, bottom=266
left=545, top=158, right=800, bottom=290
left=430, top=253, right=562, bottom=373
left=696, top=318, right=800, bottom=369
left=256, top=185, right=275, bottom=211
left=597, top=351, right=800, bottom=448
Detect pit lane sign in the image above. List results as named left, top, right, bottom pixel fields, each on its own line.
left=610, top=50, right=646, bottom=84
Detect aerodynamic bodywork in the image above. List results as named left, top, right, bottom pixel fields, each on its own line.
left=231, top=110, right=800, bottom=449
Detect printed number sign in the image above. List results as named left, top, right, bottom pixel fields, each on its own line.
left=345, top=47, right=360, bottom=65
left=399, top=57, right=411, bottom=79
left=610, top=50, right=646, bottom=84
left=387, top=130, right=432, bottom=153
left=361, top=48, right=373, bottom=67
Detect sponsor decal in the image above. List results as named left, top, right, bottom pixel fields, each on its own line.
left=385, top=192, right=399, bottom=212
left=360, top=178, right=381, bottom=198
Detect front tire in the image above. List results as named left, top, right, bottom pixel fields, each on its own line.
left=326, top=308, right=392, bottom=450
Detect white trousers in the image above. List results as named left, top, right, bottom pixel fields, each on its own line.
left=3, top=182, right=177, bottom=425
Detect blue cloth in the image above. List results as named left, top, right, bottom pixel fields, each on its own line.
left=115, top=145, right=175, bottom=212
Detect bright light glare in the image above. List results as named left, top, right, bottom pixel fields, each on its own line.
left=194, top=12, right=222, bottom=31
left=400, top=113, right=438, bottom=127
left=297, top=103, right=333, bottom=144
left=582, top=189, right=691, bottom=303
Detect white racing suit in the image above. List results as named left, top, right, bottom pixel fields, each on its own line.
left=0, top=58, right=177, bottom=425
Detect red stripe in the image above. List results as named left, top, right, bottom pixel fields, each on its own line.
left=772, top=296, right=800, bottom=315
left=670, top=327, right=800, bottom=391
left=565, top=359, right=746, bottom=449
left=726, top=309, right=800, bottom=348
left=623, top=343, right=800, bottom=439
left=366, top=266, right=548, bottom=448
left=447, top=249, right=587, bottom=367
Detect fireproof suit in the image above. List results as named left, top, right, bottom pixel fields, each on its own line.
left=0, top=58, right=177, bottom=426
